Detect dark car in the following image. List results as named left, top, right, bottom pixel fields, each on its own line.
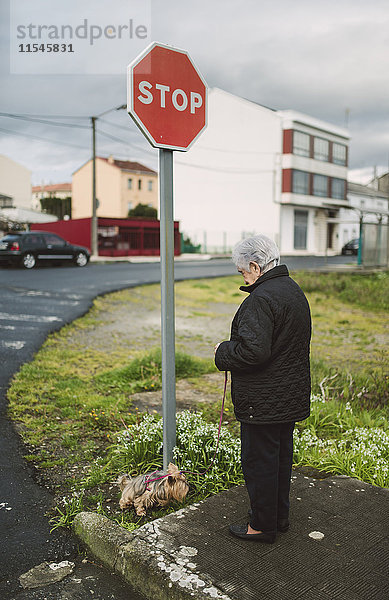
left=341, top=238, right=359, bottom=256
left=0, top=231, right=90, bottom=269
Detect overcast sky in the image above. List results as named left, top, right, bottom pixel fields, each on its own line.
left=0, top=0, right=388, bottom=185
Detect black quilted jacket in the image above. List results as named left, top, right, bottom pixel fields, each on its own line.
left=215, top=265, right=311, bottom=424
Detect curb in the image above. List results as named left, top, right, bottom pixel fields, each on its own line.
left=73, top=510, right=231, bottom=600
left=89, top=254, right=213, bottom=264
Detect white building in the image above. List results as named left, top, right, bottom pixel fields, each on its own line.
left=339, top=182, right=388, bottom=245
left=174, top=88, right=350, bottom=255
left=0, top=155, right=58, bottom=234
left=0, top=155, right=32, bottom=210
left=279, top=110, right=349, bottom=255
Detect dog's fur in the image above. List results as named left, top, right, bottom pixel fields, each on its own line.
left=118, top=463, right=189, bottom=516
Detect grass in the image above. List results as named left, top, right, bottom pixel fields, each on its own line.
left=95, top=347, right=214, bottom=395
left=50, top=396, right=388, bottom=531
left=293, top=396, right=389, bottom=488
left=292, top=270, right=389, bottom=312
left=6, top=271, right=389, bottom=531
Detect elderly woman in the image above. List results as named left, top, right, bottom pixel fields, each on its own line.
left=214, top=234, right=311, bottom=543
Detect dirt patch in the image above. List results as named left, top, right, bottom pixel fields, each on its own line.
left=130, top=373, right=224, bottom=414
left=70, top=286, right=238, bottom=360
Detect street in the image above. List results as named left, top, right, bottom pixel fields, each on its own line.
left=0, top=254, right=355, bottom=395
left=0, top=255, right=355, bottom=598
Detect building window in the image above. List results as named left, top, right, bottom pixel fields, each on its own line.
left=292, top=170, right=309, bottom=195
left=313, top=174, right=328, bottom=197
left=294, top=210, right=308, bottom=250
left=127, top=178, right=132, bottom=189
left=148, top=180, right=153, bottom=191
left=332, top=143, right=347, bottom=166
left=0, top=195, right=13, bottom=208
left=331, top=178, right=345, bottom=199
left=314, top=137, right=329, bottom=161
left=293, top=131, right=310, bottom=157
left=138, top=179, right=142, bottom=190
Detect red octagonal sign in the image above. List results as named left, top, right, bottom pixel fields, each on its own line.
left=127, top=42, right=207, bottom=151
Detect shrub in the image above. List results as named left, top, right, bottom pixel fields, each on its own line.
left=294, top=395, right=389, bottom=487
left=112, top=411, right=243, bottom=497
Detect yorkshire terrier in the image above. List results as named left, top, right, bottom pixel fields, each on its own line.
left=118, top=463, right=189, bottom=516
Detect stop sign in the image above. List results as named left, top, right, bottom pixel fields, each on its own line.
left=127, top=42, right=207, bottom=151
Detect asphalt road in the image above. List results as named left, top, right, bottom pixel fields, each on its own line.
left=0, top=255, right=356, bottom=599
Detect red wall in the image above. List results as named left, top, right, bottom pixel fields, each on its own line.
left=31, top=217, right=180, bottom=256
left=31, top=218, right=91, bottom=251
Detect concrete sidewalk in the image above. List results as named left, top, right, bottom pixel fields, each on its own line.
left=74, top=471, right=389, bottom=600
left=90, top=253, right=214, bottom=263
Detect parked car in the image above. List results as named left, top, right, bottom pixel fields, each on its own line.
left=0, top=231, right=90, bottom=269
left=341, top=238, right=359, bottom=256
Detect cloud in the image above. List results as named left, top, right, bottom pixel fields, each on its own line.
left=0, top=0, right=388, bottom=183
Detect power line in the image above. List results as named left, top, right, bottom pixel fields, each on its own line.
left=98, top=119, right=276, bottom=158
left=96, top=128, right=132, bottom=145
left=97, top=127, right=156, bottom=155
left=198, top=144, right=278, bottom=155
left=98, top=117, right=130, bottom=131
left=0, top=111, right=88, bottom=120
left=0, top=123, right=155, bottom=156
left=0, top=112, right=90, bottom=129
left=0, top=126, right=90, bottom=150
left=175, top=160, right=274, bottom=174
left=0, top=110, right=154, bottom=153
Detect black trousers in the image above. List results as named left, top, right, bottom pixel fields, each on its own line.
left=240, top=421, right=295, bottom=534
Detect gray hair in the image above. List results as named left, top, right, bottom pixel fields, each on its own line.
left=232, top=234, right=280, bottom=274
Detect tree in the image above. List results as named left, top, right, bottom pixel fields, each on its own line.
left=128, top=203, right=157, bottom=219
left=40, top=197, right=72, bottom=220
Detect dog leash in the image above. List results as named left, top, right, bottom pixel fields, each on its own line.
left=180, top=370, right=228, bottom=478
left=144, top=371, right=229, bottom=488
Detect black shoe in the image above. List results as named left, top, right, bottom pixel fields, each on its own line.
left=229, top=523, right=275, bottom=544
left=247, top=509, right=289, bottom=533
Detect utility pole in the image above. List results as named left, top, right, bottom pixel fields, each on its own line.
left=357, top=213, right=363, bottom=266
left=387, top=153, right=389, bottom=197
left=89, top=105, right=126, bottom=258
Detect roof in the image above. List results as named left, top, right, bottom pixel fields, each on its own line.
left=100, top=157, right=157, bottom=175
left=347, top=181, right=388, bottom=200
left=72, top=157, right=158, bottom=176
left=278, top=109, right=349, bottom=140
left=0, top=207, right=58, bottom=223
left=211, top=88, right=277, bottom=114
left=32, top=183, right=71, bottom=193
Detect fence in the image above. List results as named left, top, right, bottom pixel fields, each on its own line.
left=361, top=223, right=389, bottom=267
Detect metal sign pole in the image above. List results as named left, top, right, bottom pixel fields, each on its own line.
left=159, top=148, right=176, bottom=470
left=91, top=116, right=97, bottom=257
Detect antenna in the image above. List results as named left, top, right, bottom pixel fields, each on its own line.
left=344, top=108, right=350, bottom=128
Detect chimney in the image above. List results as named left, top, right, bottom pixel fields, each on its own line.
left=107, top=155, right=114, bottom=165
left=373, top=166, right=378, bottom=190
